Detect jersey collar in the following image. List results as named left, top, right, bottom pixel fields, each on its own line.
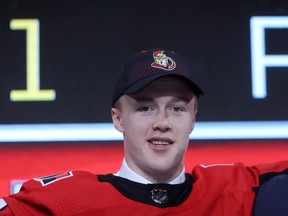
left=115, top=158, right=186, bottom=184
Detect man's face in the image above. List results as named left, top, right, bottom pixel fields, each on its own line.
left=112, top=77, right=197, bottom=183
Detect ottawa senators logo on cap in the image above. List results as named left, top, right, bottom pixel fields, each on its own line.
left=151, top=50, right=176, bottom=71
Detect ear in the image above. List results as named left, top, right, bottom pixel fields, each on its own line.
left=111, top=107, right=124, bottom=133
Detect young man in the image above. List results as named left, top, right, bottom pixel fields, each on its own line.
left=1, top=49, right=288, bottom=215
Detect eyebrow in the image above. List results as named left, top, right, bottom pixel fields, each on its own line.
left=130, top=95, right=193, bottom=103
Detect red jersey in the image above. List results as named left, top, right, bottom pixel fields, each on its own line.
left=1, top=161, right=288, bottom=216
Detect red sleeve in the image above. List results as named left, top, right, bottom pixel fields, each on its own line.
left=191, top=161, right=288, bottom=215
left=1, top=171, right=120, bottom=215
left=2, top=196, right=51, bottom=216
left=0, top=208, right=14, bottom=216
left=192, top=160, right=288, bottom=189
left=250, top=160, right=288, bottom=176
left=1, top=171, right=76, bottom=215
left=249, top=160, right=288, bottom=186
left=0, top=199, right=14, bottom=216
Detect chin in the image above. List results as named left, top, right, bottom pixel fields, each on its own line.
left=149, top=162, right=176, bottom=173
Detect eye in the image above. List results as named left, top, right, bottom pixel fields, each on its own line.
left=170, top=106, right=184, bottom=112
left=138, top=106, right=152, bottom=112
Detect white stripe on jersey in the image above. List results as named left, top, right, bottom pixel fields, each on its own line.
left=0, top=199, right=7, bottom=210
left=200, top=164, right=235, bottom=168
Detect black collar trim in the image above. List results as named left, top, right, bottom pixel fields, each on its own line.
left=98, top=173, right=194, bottom=208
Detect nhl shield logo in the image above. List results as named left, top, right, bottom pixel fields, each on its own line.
left=151, top=188, right=168, bottom=204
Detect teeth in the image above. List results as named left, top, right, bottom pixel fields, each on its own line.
left=152, top=140, right=169, bottom=145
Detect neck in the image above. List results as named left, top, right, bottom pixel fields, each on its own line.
left=115, top=158, right=186, bottom=184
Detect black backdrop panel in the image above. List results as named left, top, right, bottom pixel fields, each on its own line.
left=0, top=0, right=287, bottom=124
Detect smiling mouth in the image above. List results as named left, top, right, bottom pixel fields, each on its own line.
left=151, top=140, right=171, bottom=147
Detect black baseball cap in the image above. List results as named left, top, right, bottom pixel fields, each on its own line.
left=112, top=48, right=204, bottom=106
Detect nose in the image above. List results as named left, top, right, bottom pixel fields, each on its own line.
left=152, top=111, right=171, bottom=131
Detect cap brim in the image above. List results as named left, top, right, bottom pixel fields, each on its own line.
left=124, top=73, right=204, bottom=97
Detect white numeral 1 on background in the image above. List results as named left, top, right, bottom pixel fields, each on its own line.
left=10, top=19, right=56, bottom=101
